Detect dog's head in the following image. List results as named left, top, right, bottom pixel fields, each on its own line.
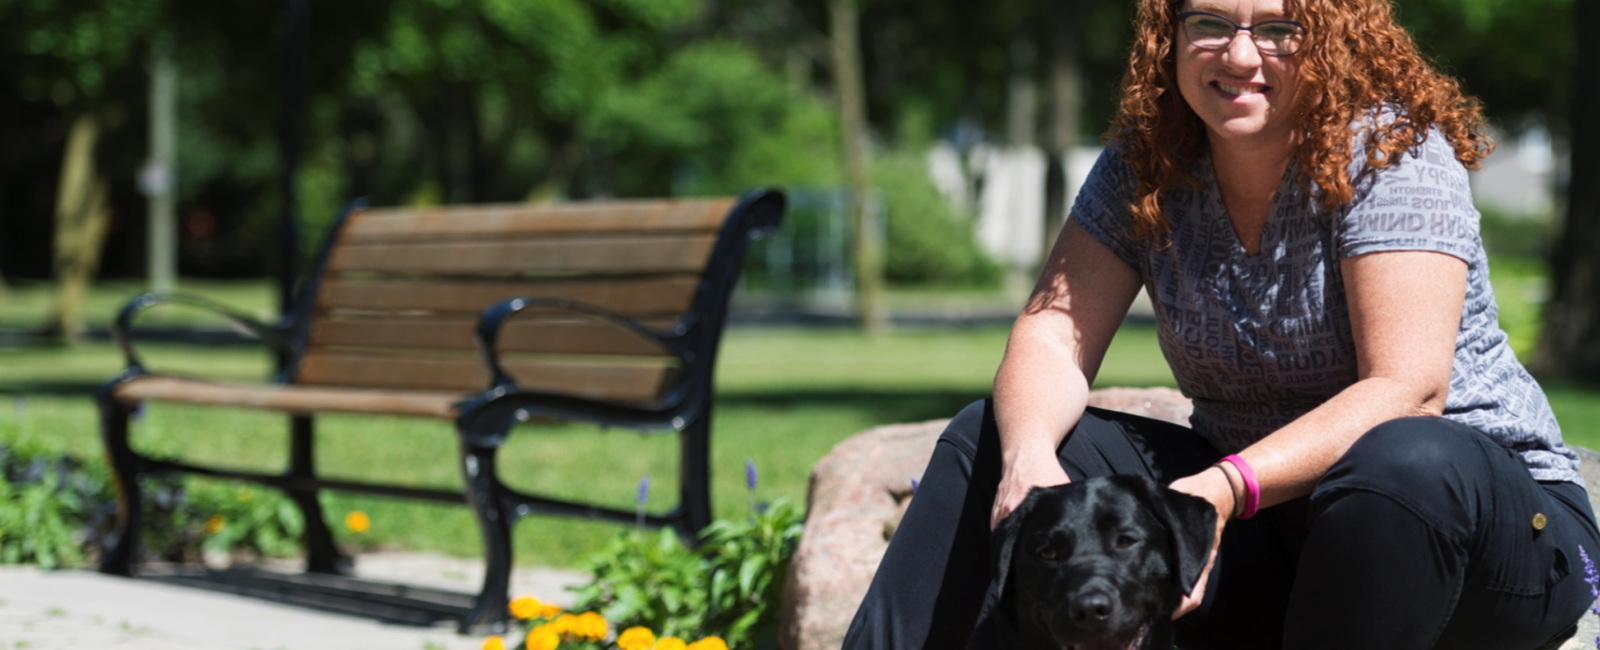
left=991, top=475, right=1216, bottom=650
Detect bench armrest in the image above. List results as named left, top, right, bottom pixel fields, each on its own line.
left=475, top=297, right=690, bottom=391
left=113, top=292, right=293, bottom=374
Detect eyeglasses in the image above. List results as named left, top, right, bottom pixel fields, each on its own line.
left=1177, top=11, right=1306, bottom=56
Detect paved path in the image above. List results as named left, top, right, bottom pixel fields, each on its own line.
left=0, top=553, right=587, bottom=650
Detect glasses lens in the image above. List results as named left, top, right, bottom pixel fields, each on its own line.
left=1184, top=15, right=1236, bottom=47
left=1253, top=22, right=1304, bottom=54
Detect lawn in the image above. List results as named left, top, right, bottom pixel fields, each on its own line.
left=2, top=270, right=1596, bottom=569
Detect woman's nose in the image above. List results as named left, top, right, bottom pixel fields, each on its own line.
left=1222, top=31, right=1264, bottom=69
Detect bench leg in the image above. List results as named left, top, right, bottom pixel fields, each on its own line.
left=680, top=414, right=714, bottom=537
left=288, top=415, right=351, bottom=575
left=458, top=440, right=514, bottom=634
left=97, top=395, right=140, bottom=576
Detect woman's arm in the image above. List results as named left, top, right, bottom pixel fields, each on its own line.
left=1217, top=250, right=1467, bottom=506
left=1167, top=248, right=1468, bottom=615
left=990, top=218, right=1143, bottom=529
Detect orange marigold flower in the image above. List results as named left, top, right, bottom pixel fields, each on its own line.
left=509, top=595, right=545, bottom=620
left=540, top=604, right=563, bottom=619
left=525, top=628, right=560, bottom=650
left=344, top=511, right=371, bottom=533
left=657, top=636, right=687, bottom=650
left=686, top=637, right=728, bottom=650
left=204, top=515, right=226, bottom=535
left=573, top=611, right=607, bottom=641
left=482, top=635, right=507, bottom=650
left=616, top=627, right=656, bottom=650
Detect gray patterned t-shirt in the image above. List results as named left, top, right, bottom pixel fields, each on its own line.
left=1072, top=130, right=1579, bottom=483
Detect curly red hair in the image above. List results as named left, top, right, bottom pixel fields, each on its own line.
left=1107, top=0, right=1494, bottom=243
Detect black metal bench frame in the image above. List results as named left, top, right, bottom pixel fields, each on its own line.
left=95, top=190, right=786, bottom=633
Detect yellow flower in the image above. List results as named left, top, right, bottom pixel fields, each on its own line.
left=204, top=515, right=226, bottom=535
left=686, top=637, right=729, bottom=650
left=525, top=628, right=560, bottom=650
left=482, top=635, right=507, bottom=650
left=657, top=637, right=688, bottom=650
left=545, top=614, right=576, bottom=635
left=616, top=627, right=656, bottom=650
left=574, top=611, right=607, bottom=641
left=540, top=604, right=563, bottom=619
left=509, top=595, right=544, bottom=620
left=344, top=511, right=371, bottom=533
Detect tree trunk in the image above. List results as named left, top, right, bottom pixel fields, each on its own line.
left=1534, top=0, right=1600, bottom=379
left=830, top=0, right=885, bottom=332
left=47, top=113, right=112, bottom=342
left=1043, top=0, right=1084, bottom=260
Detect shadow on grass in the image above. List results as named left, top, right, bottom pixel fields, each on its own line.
left=720, top=388, right=992, bottom=425
left=142, top=565, right=474, bottom=628
left=0, top=381, right=105, bottom=396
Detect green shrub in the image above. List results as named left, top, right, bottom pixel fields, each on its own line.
left=874, top=150, right=1001, bottom=288
left=0, top=467, right=87, bottom=569
left=0, top=419, right=306, bottom=567
left=565, top=499, right=804, bottom=650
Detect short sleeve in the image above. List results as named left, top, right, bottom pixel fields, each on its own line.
left=1337, top=129, right=1480, bottom=262
left=1069, top=146, right=1143, bottom=269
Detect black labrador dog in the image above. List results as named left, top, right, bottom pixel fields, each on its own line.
left=985, top=474, right=1217, bottom=650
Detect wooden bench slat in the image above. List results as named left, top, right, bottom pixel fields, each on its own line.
left=111, top=376, right=466, bottom=418
left=344, top=199, right=736, bottom=240
left=297, top=351, right=677, bottom=402
left=307, top=317, right=676, bottom=355
left=326, top=234, right=717, bottom=274
left=316, top=276, right=700, bottom=316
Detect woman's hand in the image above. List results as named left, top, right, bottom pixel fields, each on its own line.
left=990, top=443, right=1072, bottom=530
left=1166, top=466, right=1237, bottom=619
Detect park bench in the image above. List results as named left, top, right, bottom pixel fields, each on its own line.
left=94, top=190, right=786, bottom=632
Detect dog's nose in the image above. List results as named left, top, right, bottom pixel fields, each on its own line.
left=1068, top=591, right=1115, bottom=626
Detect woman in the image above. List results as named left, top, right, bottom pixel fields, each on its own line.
left=844, top=0, right=1599, bottom=648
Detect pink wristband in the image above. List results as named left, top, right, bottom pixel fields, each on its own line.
left=1220, top=454, right=1260, bottom=519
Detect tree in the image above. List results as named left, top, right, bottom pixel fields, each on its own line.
left=1534, top=0, right=1599, bottom=379
left=0, top=0, right=162, bottom=340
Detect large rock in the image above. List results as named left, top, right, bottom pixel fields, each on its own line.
left=777, top=388, right=1193, bottom=650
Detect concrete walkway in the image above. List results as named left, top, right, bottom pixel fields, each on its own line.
left=0, top=553, right=587, bottom=650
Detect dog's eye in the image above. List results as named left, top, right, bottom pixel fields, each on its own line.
left=1038, top=548, right=1057, bottom=560
left=1115, top=534, right=1140, bottom=549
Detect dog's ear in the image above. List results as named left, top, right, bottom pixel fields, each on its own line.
left=990, top=486, right=1050, bottom=603
left=1123, top=474, right=1217, bottom=596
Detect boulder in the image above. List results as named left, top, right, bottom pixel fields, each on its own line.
left=777, top=388, right=1193, bottom=650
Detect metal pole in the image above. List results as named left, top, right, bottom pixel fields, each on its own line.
left=143, top=38, right=178, bottom=294
left=277, top=0, right=306, bottom=334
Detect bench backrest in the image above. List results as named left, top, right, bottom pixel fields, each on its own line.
left=287, top=194, right=781, bottom=405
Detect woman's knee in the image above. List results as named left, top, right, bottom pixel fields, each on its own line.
left=938, top=399, right=995, bottom=456
left=1312, top=417, right=1495, bottom=530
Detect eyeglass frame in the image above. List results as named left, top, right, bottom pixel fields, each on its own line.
left=1175, top=11, right=1307, bottom=56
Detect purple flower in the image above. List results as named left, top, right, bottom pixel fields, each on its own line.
left=910, top=478, right=920, bottom=495
left=636, top=475, right=650, bottom=505
left=1580, top=545, right=1600, bottom=649
left=745, top=459, right=759, bottom=492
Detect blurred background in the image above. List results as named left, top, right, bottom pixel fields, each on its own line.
left=0, top=0, right=1595, bottom=568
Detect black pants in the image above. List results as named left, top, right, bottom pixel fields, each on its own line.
left=843, top=400, right=1600, bottom=650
